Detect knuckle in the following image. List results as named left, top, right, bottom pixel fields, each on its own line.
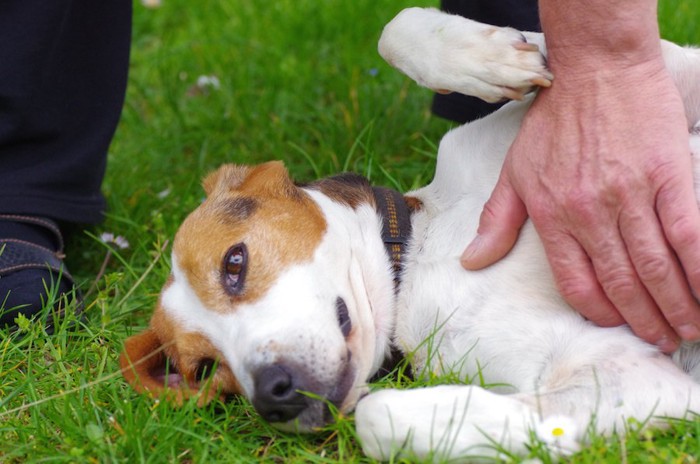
left=479, top=200, right=500, bottom=224
left=634, top=253, right=671, bottom=286
left=556, top=274, right=623, bottom=326
left=556, top=274, right=596, bottom=308
left=647, top=159, right=679, bottom=186
left=562, top=190, right=599, bottom=223
left=665, top=215, right=699, bottom=249
left=599, top=272, right=638, bottom=307
left=527, top=198, right=559, bottom=227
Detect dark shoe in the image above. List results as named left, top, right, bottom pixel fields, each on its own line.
left=0, top=214, right=81, bottom=332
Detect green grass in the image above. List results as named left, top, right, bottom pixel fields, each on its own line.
left=1, top=0, right=700, bottom=462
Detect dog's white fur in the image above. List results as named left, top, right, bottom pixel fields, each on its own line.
left=122, top=6, right=700, bottom=461
left=357, top=7, right=700, bottom=460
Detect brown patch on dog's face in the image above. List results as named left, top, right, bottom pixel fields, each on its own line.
left=174, top=161, right=327, bottom=313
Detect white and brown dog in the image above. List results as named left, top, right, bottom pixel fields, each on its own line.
left=121, top=7, right=700, bottom=461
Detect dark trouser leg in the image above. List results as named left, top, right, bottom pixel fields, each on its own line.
left=432, top=0, right=540, bottom=123
left=0, top=0, right=132, bottom=326
left=0, top=0, right=132, bottom=223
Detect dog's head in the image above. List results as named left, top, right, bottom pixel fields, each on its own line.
left=120, top=161, right=393, bottom=431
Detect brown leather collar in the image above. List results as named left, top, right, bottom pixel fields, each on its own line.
left=372, top=187, right=412, bottom=286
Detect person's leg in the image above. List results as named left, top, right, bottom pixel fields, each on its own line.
left=432, top=0, right=540, bottom=123
left=0, top=0, right=132, bottom=326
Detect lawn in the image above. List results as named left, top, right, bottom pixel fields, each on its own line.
left=1, top=0, right=699, bottom=462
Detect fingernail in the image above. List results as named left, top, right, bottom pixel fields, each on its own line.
left=461, top=235, right=482, bottom=264
left=656, top=336, right=679, bottom=354
left=678, top=323, right=700, bottom=341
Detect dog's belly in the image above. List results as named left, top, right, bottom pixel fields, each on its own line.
left=396, top=205, right=583, bottom=391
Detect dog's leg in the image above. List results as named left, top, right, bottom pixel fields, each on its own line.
left=355, top=384, right=572, bottom=461
left=378, top=7, right=553, bottom=103
left=356, top=334, right=700, bottom=461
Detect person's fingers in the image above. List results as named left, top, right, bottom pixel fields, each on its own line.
left=539, top=229, right=625, bottom=327
left=575, top=211, right=681, bottom=353
left=461, top=171, right=528, bottom=270
left=622, top=217, right=700, bottom=343
left=654, top=175, right=700, bottom=340
left=533, top=194, right=680, bottom=353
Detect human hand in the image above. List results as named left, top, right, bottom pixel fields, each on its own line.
left=461, top=56, right=700, bottom=353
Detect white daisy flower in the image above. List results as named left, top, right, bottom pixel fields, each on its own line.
left=534, top=415, right=580, bottom=455
left=99, top=232, right=115, bottom=244
left=196, top=75, right=221, bottom=90
left=100, top=232, right=130, bottom=250
left=113, top=235, right=130, bottom=250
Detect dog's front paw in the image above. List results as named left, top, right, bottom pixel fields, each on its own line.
left=462, top=26, right=553, bottom=102
left=379, top=8, right=552, bottom=103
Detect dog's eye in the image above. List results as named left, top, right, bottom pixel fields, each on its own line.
left=222, top=243, right=247, bottom=295
left=194, top=358, right=217, bottom=382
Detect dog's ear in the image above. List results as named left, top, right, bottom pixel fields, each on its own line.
left=238, top=161, right=298, bottom=198
left=202, top=164, right=252, bottom=197
left=120, top=329, right=184, bottom=399
left=120, top=329, right=218, bottom=405
left=202, top=161, right=296, bottom=199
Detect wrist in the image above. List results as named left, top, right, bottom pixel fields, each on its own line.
left=539, top=0, right=662, bottom=71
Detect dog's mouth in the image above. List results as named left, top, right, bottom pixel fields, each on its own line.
left=252, top=350, right=358, bottom=431
left=148, top=359, right=190, bottom=389
left=259, top=298, right=358, bottom=429
left=269, top=296, right=356, bottom=420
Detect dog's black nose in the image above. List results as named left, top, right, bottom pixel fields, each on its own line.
left=253, top=365, right=307, bottom=423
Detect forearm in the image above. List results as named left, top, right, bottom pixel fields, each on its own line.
left=538, top=0, right=663, bottom=70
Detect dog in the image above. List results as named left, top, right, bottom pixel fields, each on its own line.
left=120, top=7, right=700, bottom=461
